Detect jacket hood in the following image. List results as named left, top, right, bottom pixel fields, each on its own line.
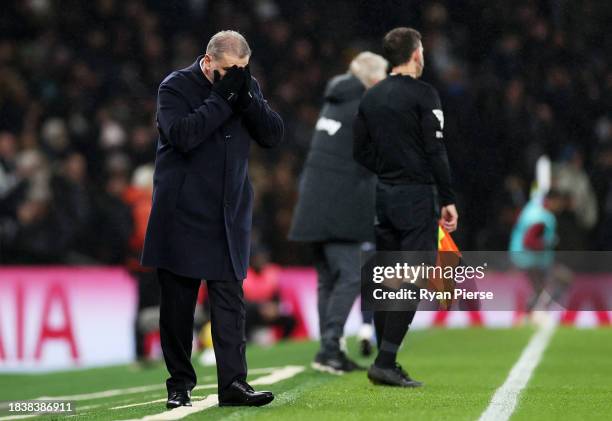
left=324, top=74, right=365, bottom=103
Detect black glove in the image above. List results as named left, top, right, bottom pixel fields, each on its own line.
left=212, top=65, right=244, bottom=107
left=235, top=65, right=254, bottom=112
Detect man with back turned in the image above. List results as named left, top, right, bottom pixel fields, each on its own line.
left=353, top=27, right=458, bottom=387
left=289, top=52, right=388, bottom=374
left=141, top=31, right=283, bottom=408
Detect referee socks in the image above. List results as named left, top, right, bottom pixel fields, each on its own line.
left=375, top=340, right=401, bottom=368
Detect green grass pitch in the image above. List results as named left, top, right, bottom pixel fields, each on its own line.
left=0, top=327, right=610, bottom=420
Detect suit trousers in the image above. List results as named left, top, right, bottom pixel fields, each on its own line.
left=314, top=242, right=362, bottom=356
left=157, top=268, right=247, bottom=394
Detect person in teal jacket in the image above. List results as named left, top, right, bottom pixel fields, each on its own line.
left=510, top=189, right=568, bottom=311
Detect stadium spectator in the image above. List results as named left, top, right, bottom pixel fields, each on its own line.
left=592, top=145, right=612, bottom=249
left=554, top=146, right=598, bottom=230
left=244, top=246, right=296, bottom=343
left=123, top=164, right=158, bottom=362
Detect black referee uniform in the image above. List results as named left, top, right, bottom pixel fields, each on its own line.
left=353, top=73, right=455, bottom=372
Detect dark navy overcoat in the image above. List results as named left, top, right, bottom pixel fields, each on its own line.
left=141, top=57, right=283, bottom=280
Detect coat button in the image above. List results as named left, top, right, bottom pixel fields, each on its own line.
left=225, top=134, right=231, bottom=140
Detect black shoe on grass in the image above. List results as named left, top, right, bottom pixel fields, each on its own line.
left=218, top=380, right=274, bottom=407
left=367, top=363, right=422, bottom=387
left=166, top=390, right=192, bottom=409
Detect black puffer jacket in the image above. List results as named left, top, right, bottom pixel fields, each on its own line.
left=289, top=74, right=375, bottom=243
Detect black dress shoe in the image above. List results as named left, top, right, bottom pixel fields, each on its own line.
left=166, top=390, right=192, bottom=409
left=219, top=380, right=274, bottom=407
left=367, top=363, right=423, bottom=388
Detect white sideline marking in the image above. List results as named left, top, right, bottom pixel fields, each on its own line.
left=112, top=395, right=212, bottom=410
left=112, top=398, right=167, bottom=410
left=34, top=367, right=283, bottom=402
left=4, top=366, right=304, bottom=420
left=118, top=365, right=304, bottom=421
left=249, top=365, right=305, bottom=385
left=36, top=384, right=165, bottom=401
left=111, top=366, right=304, bottom=410
left=249, top=367, right=287, bottom=375
left=477, top=317, right=556, bottom=421
left=121, top=395, right=219, bottom=421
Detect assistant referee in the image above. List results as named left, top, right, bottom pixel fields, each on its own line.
left=353, top=27, right=458, bottom=387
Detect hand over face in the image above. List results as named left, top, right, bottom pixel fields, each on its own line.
left=212, top=65, right=245, bottom=106
left=235, top=64, right=253, bottom=111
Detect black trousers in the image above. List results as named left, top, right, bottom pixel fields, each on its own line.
left=373, top=183, right=438, bottom=351
left=157, top=268, right=246, bottom=394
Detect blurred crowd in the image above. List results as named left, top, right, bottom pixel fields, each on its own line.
left=0, top=0, right=611, bottom=267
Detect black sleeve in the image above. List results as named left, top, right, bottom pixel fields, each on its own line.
left=156, top=82, right=233, bottom=154
left=421, top=86, right=455, bottom=206
left=242, top=78, right=284, bottom=148
left=353, top=107, right=377, bottom=173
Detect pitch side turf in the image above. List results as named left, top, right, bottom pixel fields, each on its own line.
left=1, top=327, right=610, bottom=420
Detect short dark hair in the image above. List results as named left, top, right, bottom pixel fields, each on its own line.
left=382, top=27, right=422, bottom=67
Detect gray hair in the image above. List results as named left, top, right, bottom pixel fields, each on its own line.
left=206, top=30, right=251, bottom=59
left=348, top=51, right=388, bottom=88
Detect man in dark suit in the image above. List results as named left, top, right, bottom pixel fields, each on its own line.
left=289, top=52, right=387, bottom=373
left=141, top=30, right=283, bottom=409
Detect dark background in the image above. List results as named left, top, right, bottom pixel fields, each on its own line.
left=1, top=0, right=611, bottom=266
